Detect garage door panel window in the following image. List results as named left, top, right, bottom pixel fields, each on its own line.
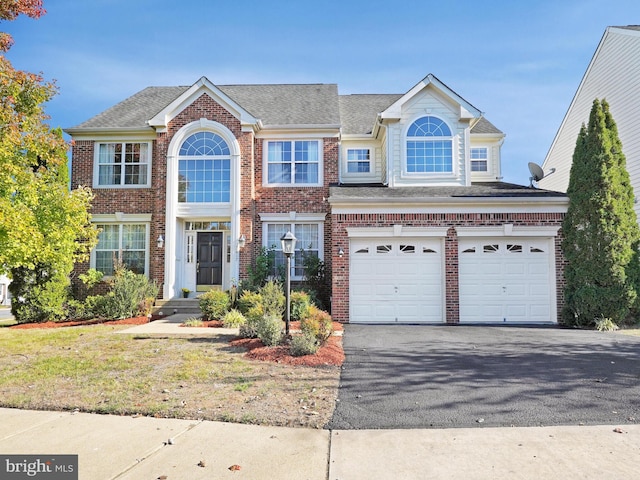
left=507, top=244, right=523, bottom=253
left=376, top=245, right=392, bottom=254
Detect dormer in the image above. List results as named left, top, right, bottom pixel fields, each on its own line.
left=338, top=74, right=504, bottom=187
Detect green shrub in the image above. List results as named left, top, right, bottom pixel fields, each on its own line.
left=199, top=289, right=230, bottom=319
left=290, top=291, right=311, bottom=321
left=239, top=306, right=264, bottom=338
left=290, top=332, right=319, bottom=356
left=255, top=313, right=283, bottom=347
left=103, top=266, right=158, bottom=319
left=237, top=291, right=262, bottom=314
left=183, top=317, right=204, bottom=327
left=259, top=281, right=285, bottom=317
left=10, top=265, right=69, bottom=323
left=300, top=306, right=332, bottom=344
left=222, top=309, right=246, bottom=328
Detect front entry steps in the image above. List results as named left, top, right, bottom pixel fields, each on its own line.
left=153, top=298, right=201, bottom=316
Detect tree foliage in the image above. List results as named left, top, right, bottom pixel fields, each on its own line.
left=1, top=1, right=98, bottom=322
left=562, top=99, right=640, bottom=327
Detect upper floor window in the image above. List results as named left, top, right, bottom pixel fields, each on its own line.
left=406, top=116, right=452, bottom=173
left=266, top=140, right=320, bottom=185
left=96, top=142, right=150, bottom=187
left=346, top=148, right=371, bottom=173
left=178, top=131, right=230, bottom=203
left=470, top=147, right=488, bottom=172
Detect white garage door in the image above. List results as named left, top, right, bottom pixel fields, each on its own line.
left=350, top=238, right=443, bottom=323
left=459, top=238, right=554, bottom=323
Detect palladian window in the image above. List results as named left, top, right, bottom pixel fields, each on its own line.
left=178, top=131, right=231, bottom=203
left=406, top=116, right=453, bottom=173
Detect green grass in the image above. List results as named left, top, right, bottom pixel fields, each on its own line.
left=0, top=318, right=17, bottom=327
left=0, top=324, right=340, bottom=428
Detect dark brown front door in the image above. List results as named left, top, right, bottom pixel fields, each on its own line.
left=197, top=232, right=222, bottom=289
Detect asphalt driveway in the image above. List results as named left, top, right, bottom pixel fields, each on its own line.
left=327, top=325, right=640, bottom=430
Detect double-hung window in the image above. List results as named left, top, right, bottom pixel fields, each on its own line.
left=96, top=142, right=150, bottom=187
left=265, top=223, right=320, bottom=279
left=470, top=147, right=488, bottom=172
left=346, top=148, right=371, bottom=173
left=94, top=224, right=148, bottom=275
left=266, top=140, right=320, bottom=185
left=406, top=116, right=453, bottom=174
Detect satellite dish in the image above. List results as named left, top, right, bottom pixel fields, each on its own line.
left=528, top=162, right=556, bottom=188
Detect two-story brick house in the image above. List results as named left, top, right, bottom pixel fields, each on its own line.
left=67, top=74, right=567, bottom=324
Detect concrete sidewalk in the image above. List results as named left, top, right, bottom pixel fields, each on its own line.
left=1, top=408, right=638, bottom=480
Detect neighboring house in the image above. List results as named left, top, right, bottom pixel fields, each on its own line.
left=541, top=25, right=640, bottom=218
left=0, top=275, right=10, bottom=306
left=67, top=74, right=567, bottom=324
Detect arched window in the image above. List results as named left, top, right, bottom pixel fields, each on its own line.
left=178, top=131, right=230, bottom=202
left=406, top=116, right=453, bottom=173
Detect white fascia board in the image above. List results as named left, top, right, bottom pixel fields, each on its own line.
left=457, top=225, right=561, bottom=237
left=65, top=127, right=156, bottom=140
left=147, top=76, right=259, bottom=129
left=347, top=226, right=449, bottom=238
left=256, top=127, right=340, bottom=139
left=259, top=212, right=327, bottom=222
left=380, top=73, right=482, bottom=120
left=330, top=197, right=568, bottom=214
left=342, top=133, right=375, bottom=140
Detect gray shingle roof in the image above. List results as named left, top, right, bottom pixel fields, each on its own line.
left=470, top=117, right=503, bottom=134
left=329, top=183, right=566, bottom=201
left=70, top=84, right=341, bottom=130
left=339, top=94, right=401, bottom=134
left=68, top=80, right=502, bottom=134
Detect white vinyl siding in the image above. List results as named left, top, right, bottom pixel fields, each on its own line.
left=541, top=27, right=640, bottom=224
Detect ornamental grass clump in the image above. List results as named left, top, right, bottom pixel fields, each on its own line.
left=199, top=289, right=230, bottom=320
left=222, top=309, right=246, bottom=328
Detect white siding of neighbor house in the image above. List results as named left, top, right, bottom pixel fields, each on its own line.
left=541, top=27, right=640, bottom=219
left=388, top=89, right=468, bottom=187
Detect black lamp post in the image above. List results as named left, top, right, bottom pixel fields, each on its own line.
left=280, top=231, right=297, bottom=337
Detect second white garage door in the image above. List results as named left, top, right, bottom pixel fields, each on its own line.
left=350, top=238, right=444, bottom=323
left=458, top=237, right=555, bottom=323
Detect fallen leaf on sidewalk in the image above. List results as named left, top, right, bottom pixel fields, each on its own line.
left=613, top=428, right=626, bottom=434
left=229, top=464, right=241, bottom=471
left=197, top=460, right=206, bottom=467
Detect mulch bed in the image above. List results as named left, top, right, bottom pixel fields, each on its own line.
left=230, top=335, right=344, bottom=366
left=9, top=316, right=150, bottom=329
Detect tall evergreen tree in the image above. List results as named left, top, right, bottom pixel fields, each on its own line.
left=562, top=99, right=640, bottom=327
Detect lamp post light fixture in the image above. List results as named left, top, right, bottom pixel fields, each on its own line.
left=280, top=231, right=297, bottom=337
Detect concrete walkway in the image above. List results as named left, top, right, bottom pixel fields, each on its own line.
left=1, top=408, right=639, bottom=479
left=115, top=314, right=239, bottom=336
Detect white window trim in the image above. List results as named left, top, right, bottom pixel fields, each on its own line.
left=345, top=147, right=372, bottom=174
left=261, top=219, right=325, bottom=281
left=262, top=139, right=324, bottom=187
left=93, top=141, right=152, bottom=188
left=401, top=114, right=458, bottom=179
left=469, top=146, right=489, bottom=172
left=90, top=216, right=151, bottom=277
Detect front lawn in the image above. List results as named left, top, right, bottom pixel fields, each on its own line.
left=0, top=324, right=340, bottom=428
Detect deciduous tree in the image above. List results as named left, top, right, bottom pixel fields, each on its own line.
left=0, top=0, right=97, bottom=322
left=562, top=99, right=640, bottom=326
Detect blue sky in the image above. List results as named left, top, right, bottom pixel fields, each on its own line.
left=4, top=0, right=640, bottom=184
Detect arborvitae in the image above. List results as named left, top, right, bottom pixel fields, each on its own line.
left=562, top=99, right=640, bottom=326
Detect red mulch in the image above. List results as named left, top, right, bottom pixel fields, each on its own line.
left=230, top=335, right=344, bottom=367
left=194, top=319, right=344, bottom=332
left=9, top=316, right=150, bottom=329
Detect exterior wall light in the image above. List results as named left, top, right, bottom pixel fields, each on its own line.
left=157, top=235, right=164, bottom=249
left=238, top=234, right=246, bottom=249
left=338, top=247, right=344, bottom=257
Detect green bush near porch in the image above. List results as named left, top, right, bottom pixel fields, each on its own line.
left=199, top=289, right=230, bottom=319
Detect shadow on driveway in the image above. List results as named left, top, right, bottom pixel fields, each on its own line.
left=326, top=325, right=640, bottom=430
